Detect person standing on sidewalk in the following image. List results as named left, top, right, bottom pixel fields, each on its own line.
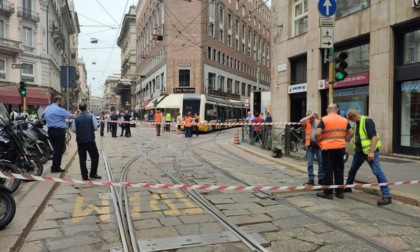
left=193, top=113, right=200, bottom=137
left=300, top=110, right=324, bottom=185
left=345, top=109, right=392, bottom=205
left=316, top=104, right=353, bottom=200
left=176, top=112, right=182, bottom=136
left=110, top=111, right=118, bottom=137
left=123, top=110, right=131, bottom=137
left=44, top=96, right=76, bottom=173
left=165, top=111, right=172, bottom=132
left=71, top=103, right=101, bottom=180
left=99, top=111, right=105, bottom=137
left=184, top=112, right=193, bottom=138
left=155, top=109, right=162, bottom=136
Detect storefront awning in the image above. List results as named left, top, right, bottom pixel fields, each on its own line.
left=156, top=94, right=183, bottom=109
left=401, top=81, right=420, bottom=91
left=145, top=96, right=165, bottom=110
left=0, top=87, right=49, bottom=106
left=140, top=98, right=153, bottom=110
left=333, top=86, right=369, bottom=97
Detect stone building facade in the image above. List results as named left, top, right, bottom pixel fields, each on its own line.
left=271, top=0, right=420, bottom=155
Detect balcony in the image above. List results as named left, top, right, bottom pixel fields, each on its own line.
left=17, top=7, right=40, bottom=22
left=0, top=1, right=15, bottom=17
left=0, top=37, right=23, bottom=55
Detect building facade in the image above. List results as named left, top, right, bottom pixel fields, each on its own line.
left=271, top=0, right=420, bottom=155
left=90, top=95, right=104, bottom=115
left=104, top=76, right=121, bottom=112
left=0, top=0, right=79, bottom=112
left=77, top=58, right=88, bottom=105
left=117, top=5, right=136, bottom=110
left=135, top=0, right=271, bottom=111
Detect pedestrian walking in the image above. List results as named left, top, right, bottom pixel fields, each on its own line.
left=165, top=112, right=172, bottom=132
left=345, top=109, right=392, bottom=205
left=176, top=112, right=182, bottom=136
left=253, top=113, right=264, bottom=142
left=315, top=103, right=353, bottom=200
left=123, top=110, right=131, bottom=137
left=155, top=109, right=162, bottom=136
left=110, top=111, right=118, bottom=137
left=99, top=111, right=105, bottom=137
left=184, top=112, right=193, bottom=138
left=193, top=113, right=200, bottom=137
left=71, top=103, right=101, bottom=180
left=300, top=110, right=324, bottom=185
left=43, top=96, right=76, bottom=173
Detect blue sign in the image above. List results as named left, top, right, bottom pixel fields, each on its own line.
left=318, top=0, right=337, bottom=17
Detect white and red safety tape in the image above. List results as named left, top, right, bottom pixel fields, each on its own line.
left=99, top=119, right=301, bottom=126
left=1, top=172, right=419, bottom=191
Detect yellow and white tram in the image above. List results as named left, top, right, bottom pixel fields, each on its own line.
left=156, top=94, right=246, bottom=132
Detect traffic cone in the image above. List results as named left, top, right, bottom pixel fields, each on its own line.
left=233, top=132, right=240, bottom=144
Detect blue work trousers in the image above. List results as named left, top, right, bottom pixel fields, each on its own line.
left=306, top=145, right=323, bottom=180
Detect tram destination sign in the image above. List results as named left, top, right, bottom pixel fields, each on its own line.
left=173, top=87, right=196, bottom=93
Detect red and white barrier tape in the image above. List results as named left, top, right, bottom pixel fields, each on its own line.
left=1, top=172, right=419, bottom=191
left=99, top=119, right=301, bottom=126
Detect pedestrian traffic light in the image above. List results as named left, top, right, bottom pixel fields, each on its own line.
left=19, top=81, right=26, bottom=97
left=335, top=52, right=348, bottom=82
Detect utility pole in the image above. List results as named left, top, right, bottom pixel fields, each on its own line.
left=328, top=47, right=334, bottom=104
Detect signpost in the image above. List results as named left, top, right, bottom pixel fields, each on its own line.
left=318, top=0, right=337, bottom=103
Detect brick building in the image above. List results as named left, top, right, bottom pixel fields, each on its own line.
left=135, top=0, right=271, bottom=111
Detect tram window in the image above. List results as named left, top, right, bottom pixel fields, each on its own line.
left=205, top=103, right=217, bottom=121
left=183, top=100, right=200, bottom=116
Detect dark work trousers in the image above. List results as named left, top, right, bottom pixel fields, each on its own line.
left=166, top=121, right=171, bottom=132
left=48, top=127, right=66, bottom=171
left=193, top=125, right=199, bottom=137
left=100, top=122, right=105, bottom=136
left=120, top=124, right=125, bottom=136
left=111, top=123, right=117, bottom=137
left=321, top=148, right=345, bottom=195
left=77, top=142, right=99, bottom=180
left=156, top=123, right=161, bottom=136
left=124, top=123, right=131, bottom=137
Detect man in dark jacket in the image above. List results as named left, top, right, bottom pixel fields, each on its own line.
left=110, top=111, right=118, bottom=137
left=71, top=103, right=101, bottom=180
left=123, top=110, right=131, bottom=137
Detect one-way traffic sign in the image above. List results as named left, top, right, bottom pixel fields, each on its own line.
left=320, top=27, right=334, bottom=48
left=318, top=0, right=337, bottom=17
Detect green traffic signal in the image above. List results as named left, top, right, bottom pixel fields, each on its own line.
left=19, top=81, right=27, bottom=97
left=335, top=52, right=349, bottom=82
left=335, top=71, right=348, bottom=81
left=20, top=90, right=26, bottom=96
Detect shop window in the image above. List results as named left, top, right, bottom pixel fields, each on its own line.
left=22, top=63, right=34, bottom=82
left=336, top=0, right=370, bottom=19
left=400, top=81, right=420, bottom=147
left=179, top=70, right=190, bottom=87
left=293, top=0, right=308, bottom=37
left=404, top=30, right=420, bottom=64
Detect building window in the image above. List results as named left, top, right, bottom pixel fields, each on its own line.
left=208, top=46, right=212, bottom=59
left=219, top=5, right=224, bottom=25
left=179, top=70, right=190, bottom=87
left=209, top=23, right=215, bottom=37
left=219, top=29, right=224, bottom=42
left=218, top=76, right=225, bottom=91
left=0, top=59, right=6, bottom=79
left=22, top=63, right=34, bottom=82
left=209, top=0, right=215, bottom=37
left=404, top=30, right=420, bottom=65
left=227, top=78, right=232, bottom=93
left=228, top=12, right=232, bottom=30
left=228, top=34, right=232, bottom=47
left=241, top=82, right=246, bottom=95
left=235, top=80, right=240, bottom=94
left=208, top=72, right=216, bottom=91
left=291, top=56, right=307, bottom=84
left=247, top=84, right=252, bottom=97
left=0, top=20, right=4, bottom=38
left=293, top=0, right=308, bottom=36
left=336, top=0, right=370, bottom=19
left=22, top=26, right=33, bottom=47
left=400, top=81, right=420, bottom=148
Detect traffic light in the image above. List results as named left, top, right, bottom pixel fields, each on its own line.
left=19, top=81, right=26, bottom=97
left=335, top=52, right=348, bottom=82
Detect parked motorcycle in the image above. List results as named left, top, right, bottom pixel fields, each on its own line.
left=29, top=120, right=56, bottom=157
left=0, top=184, right=16, bottom=229
left=0, top=104, right=43, bottom=176
left=16, top=120, right=51, bottom=164
left=0, top=160, right=21, bottom=194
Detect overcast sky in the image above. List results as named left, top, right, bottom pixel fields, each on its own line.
left=74, top=0, right=272, bottom=97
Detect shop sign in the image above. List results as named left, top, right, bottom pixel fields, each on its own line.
left=173, top=87, right=195, bottom=93
left=288, top=83, right=307, bottom=94
left=318, top=72, right=369, bottom=89
left=277, top=64, right=286, bottom=72
left=412, top=0, right=420, bottom=8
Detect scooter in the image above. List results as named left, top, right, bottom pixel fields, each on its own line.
left=0, top=184, right=16, bottom=229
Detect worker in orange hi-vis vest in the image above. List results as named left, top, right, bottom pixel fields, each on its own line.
left=315, top=103, right=353, bottom=200
left=184, top=112, right=193, bottom=138
left=155, top=109, right=162, bottom=136
left=193, top=113, right=200, bottom=137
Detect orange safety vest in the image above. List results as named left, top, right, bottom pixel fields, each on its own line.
left=318, top=114, right=348, bottom=150
left=305, top=119, right=319, bottom=146
left=195, top=116, right=200, bottom=126
left=184, top=116, right=192, bottom=127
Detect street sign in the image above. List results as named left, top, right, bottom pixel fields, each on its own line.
left=320, top=27, right=334, bottom=48
left=12, top=64, right=23, bottom=69
left=318, top=0, right=337, bottom=17
left=319, top=17, right=335, bottom=27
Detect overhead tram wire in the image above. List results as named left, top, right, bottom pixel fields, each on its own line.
left=78, top=13, right=119, bottom=30
left=98, top=0, right=130, bottom=83
left=95, top=0, right=120, bottom=25
left=79, top=28, right=117, bottom=37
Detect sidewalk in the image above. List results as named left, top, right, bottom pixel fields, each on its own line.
left=234, top=141, right=420, bottom=207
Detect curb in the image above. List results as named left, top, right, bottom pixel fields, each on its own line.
left=232, top=142, right=420, bottom=207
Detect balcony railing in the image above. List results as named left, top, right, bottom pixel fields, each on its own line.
left=0, top=37, right=22, bottom=55
left=0, top=1, right=15, bottom=17
left=17, top=7, right=40, bottom=22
